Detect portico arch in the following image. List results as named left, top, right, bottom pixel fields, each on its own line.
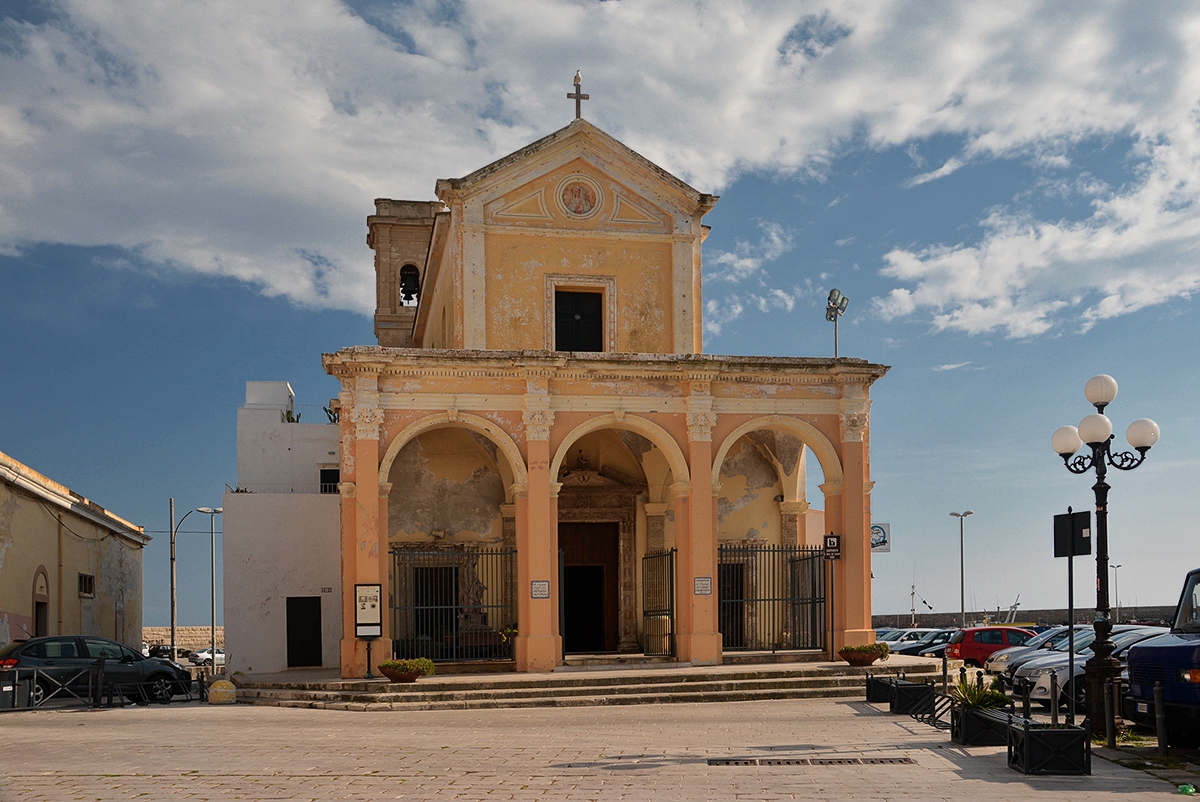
left=712, top=416, right=843, bottom=495
left=379, top=411, right=527, bottom=502
left=551, top=413, right=690, bottom=490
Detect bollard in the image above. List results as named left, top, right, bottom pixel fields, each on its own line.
left=1104, top=678, right=1115, bottom=749
left=941, top=655, right=948, bottom=694
left=975, top=669, right=984, bottom=687
left=1021, top=678, right=1031, bottom=719
left=1155, top=682, right=1170, bottom=758
left=958, top=666, right=967, bottom=687
left=1050, top=670, right=1059, bottom=726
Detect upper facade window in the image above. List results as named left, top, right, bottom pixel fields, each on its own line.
left=555, top=291, right=603, bottom=351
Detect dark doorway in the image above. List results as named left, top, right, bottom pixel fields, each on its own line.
left=286, top=596, right=322, bottom=667
left=554, top=291, right=603, bottom=352
left=559, top=522, right=619, bottom=652
left=718, top=563, right=746, bottom=649
left=34, top=600, right=48, bottom=637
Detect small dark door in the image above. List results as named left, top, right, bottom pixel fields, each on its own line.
left=286, top=596, right=322, bottom=667
left=559, top=522, right=619, bottom=652
left=718, top=563, right=746, bottom=649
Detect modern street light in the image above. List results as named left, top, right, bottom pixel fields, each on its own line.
left=1052, top=373, right=1159, bottom=736
left=169, top=500, right=222, bottom=665
left=950, top=511, right=974, bottom=627
left=196, top=507, right=223, bottom=673
left=1111, top=564, right=1122, bottom=623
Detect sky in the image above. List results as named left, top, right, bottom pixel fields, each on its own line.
left=2, top=1, right=1199, bottom=629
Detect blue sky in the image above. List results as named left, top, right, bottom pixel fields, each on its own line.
left=2, top=2, right=1198, bottom=628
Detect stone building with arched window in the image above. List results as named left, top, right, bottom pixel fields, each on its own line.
left=310, top=113, right=890, bottom=677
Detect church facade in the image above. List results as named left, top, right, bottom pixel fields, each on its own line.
left=317, top=112, right=890, bottom=676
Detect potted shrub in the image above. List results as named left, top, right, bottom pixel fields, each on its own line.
left=377, top=657, right=436, bottom=683
left=949, top=676, right=1011, bottom=746
left=837, top=642, right=889, bottom=667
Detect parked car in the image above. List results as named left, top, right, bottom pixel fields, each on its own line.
left=189, top=647, right=225, bottom=667
left=876, top=628, right=940, bottom=649
left=945, top=626, right=1037, bottom=667
left=1027, top=626, right=1167, bottom=709
left=0, top=635, right=192, bottom=706
left=891, top=628, right=958, bottom=656
left=984, top=625, right=1090, bottom=678
left=1006, top=623, right=1148, bottom=689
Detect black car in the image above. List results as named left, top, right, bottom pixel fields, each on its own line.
left=0, top=635, right=193, bottom=705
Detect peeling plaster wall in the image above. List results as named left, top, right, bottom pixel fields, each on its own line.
left=717, top=439, right=783, bottom=543
left=222, top=493, right=341, bottom=675
left=0, top=478, right=144, bottom=648
left=388, top=430, right=505, bottom=541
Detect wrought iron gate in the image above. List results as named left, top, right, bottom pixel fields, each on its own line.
left=717, top=544, right=825, bottom=652
left=642, top=549, right=676, bottom=656
left=390, top=545, right=516, bottom=662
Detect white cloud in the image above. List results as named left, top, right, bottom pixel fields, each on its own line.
left=706, top=220, right=795, bottom=283
left=0, top=1, right=1197, bottom=332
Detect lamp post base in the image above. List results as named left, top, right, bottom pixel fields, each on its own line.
left=1084, top=655, right=1122, bottom=738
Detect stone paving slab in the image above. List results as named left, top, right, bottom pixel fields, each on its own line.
left=0, top=696, right=1186, bottom=801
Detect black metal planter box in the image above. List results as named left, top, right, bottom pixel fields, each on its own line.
left=865, top=674, right=894, bottom=703
left=890, top=680, right=934, bottom=715
left=950, top=707, right=1009, bottom=746
left=1007, top=717, right=1091, bottom=776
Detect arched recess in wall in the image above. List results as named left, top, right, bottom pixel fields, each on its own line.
left=379, top=412, right=528, bottom=543
left=550, top=414, right=690, bottom=502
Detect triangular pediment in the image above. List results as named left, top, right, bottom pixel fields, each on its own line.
left=438, top=119, right=717, bottom=220
left=484, top=159, right=672, bottom=232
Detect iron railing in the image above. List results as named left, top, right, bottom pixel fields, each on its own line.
left=717, top=543, right=825, bottom=652
left=390, top=544, right=517, bottom=662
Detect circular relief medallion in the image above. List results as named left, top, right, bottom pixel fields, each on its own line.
left=557, top=175, right=603, bottom=220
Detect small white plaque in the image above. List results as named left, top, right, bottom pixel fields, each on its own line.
left=694, top=576, right=713, bottom=596
left=531, top=580, right=551, bottom=599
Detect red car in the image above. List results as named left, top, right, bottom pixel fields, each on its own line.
left=946, top=626, right=1037, bottom=667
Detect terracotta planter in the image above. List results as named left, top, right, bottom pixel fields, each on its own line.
left=379, top=667, right=422, bottom=683
left=838, top=649, right=882, bottom=667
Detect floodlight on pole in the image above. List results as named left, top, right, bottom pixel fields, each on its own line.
left=826, top=289, right=849, bottom=357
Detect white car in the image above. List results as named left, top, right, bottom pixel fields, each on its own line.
left=189, top=647, right=226, bottom=666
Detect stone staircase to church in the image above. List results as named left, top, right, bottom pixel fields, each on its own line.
left=231, top=658, right=948, bottom=711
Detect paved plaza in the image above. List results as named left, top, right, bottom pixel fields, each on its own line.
left=0, top=695, right=1191, bottom=801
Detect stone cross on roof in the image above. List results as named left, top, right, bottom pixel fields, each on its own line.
left=568, top=70, right=589, bottom=119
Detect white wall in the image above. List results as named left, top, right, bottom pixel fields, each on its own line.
left=222, top=492, right=340, bottom=674
left=236, top=382, right=340, bottom=491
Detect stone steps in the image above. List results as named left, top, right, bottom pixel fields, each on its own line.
left=232, top=661, right=947, bottom=712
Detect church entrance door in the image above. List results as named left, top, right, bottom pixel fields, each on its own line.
left=559, top=522, right=619, bottom=653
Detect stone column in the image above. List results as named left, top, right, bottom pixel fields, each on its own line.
left=515, top=398, right=560, bottom=671
left=644, top=502, right=669, bottom=554
left=339, top=395, right=387, bottom=678
left=676, top=390, right=721, bottom=665
left=838, top=411, right=874, bottom=649
left=779, top=500, right=809, bottom=548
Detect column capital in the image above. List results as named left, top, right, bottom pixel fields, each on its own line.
left=840, top=412, right=868, bottom=443
left=352, top=407, right=384, bottom=440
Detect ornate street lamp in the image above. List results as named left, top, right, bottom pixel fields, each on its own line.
left=950, top=511, right=974, bottom=627
left=1052, top=374, right=1159, bottom=736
